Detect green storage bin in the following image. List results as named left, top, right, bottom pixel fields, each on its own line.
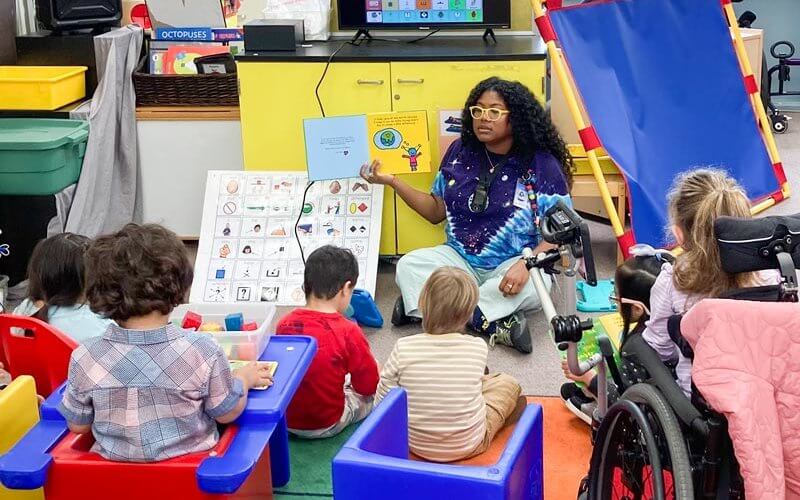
left=0, top=118, right=89, bottom=195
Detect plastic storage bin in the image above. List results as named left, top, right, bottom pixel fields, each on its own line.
left=568, top=144, right=620, bottom=175
left=170, top=303, right=275, bottom=360
left=0, top=66, right=87, bottom=110
left=0, top=119, right=89, bottom=195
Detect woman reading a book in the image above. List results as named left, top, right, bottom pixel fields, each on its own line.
left=361, top=77, right=573, bottom=354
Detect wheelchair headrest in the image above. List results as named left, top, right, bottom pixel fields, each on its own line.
left=715, top=213, right=800, bottom=274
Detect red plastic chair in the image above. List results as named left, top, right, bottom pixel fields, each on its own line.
left=44, top=426, right=272, bottom=500
left=0, top=314, right=77, bottom=397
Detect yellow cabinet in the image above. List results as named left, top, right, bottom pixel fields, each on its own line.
left=237, top=57, right=546, bottom=256
left=238, top=61, right=397, bottom=254
left=389, top=61, right=546, bottom=254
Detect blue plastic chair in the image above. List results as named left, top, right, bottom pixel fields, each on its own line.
left=332, top=388, right=544, bottom=500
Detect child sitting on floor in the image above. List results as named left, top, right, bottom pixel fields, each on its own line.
left=59, top=224, right=273, bottom=462
left=276, top=245, right=379, bottom=438
left=561, top=249, right=672, bottom=423
left=13, top=233, right=112, bottom=342
left=376, top=267, right=526, bottom=462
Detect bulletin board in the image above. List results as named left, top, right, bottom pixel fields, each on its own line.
left=190, top=171, right=384, bottom=306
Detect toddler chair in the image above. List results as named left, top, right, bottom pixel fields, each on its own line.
left=332, top=388, right=544, bottom=500
left=0, top=335, right=319, bottom=500
left=0, top=314, right=77, bottom=397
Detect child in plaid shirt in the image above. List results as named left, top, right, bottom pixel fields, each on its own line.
left=58, top=224, right=273, bottom=462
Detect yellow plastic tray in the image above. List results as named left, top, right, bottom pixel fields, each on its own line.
left=0, top=66, right=88, bottom=110
left=568, top=143, right=620, bottom=176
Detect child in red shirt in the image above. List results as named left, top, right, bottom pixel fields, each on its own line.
left=276, top=245, right=379, bottom=438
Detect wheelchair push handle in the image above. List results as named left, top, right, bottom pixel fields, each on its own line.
left=536, top=201, right=597, bottom=286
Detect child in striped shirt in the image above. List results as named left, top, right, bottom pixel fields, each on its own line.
left=376, top=267, right=526, bottom=462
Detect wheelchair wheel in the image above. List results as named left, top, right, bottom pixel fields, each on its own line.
left=587, top=384, right=693, bottom=500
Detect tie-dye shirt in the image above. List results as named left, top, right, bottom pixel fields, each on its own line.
left=431, top=139, right=571, bottom=270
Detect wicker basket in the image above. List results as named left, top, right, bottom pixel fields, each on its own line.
left=132, top=56, right=239, bottom=107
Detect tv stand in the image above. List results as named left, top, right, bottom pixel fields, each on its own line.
left=482, top=28, right=497, bottom=44
left=351, top=29, right=373, bottom=44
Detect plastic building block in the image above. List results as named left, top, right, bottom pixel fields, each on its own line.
left=348, top=289, right=383, bottom=328
left=225, top=313, right=244, bottom=332
left=241, top=322, right=258, bottom=331
left=576, top=279, right=617, bottom=313
left=198, top=322, right=223, bottom=332
left=181, top=311, right=203, bottom=330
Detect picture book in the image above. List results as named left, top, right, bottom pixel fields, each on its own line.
left=228, top=360, right=278, bottom=390
left=303, top=115, right=371, bottom=182
left=367, top=111, right=431, bottom=175
left=162, top=45, right=229, bottom=75
left=304, top=111, right=430, bottom=181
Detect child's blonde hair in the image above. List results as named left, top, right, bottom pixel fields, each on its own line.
left=419, top=267, right=479, bottom=335
left=668, top=168, right=757, bottom=298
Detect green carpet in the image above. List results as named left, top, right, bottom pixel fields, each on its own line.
left=273, top=425, right=359, bottom=498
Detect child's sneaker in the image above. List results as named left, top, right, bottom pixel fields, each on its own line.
left=560, top=382, right=595, bottom=425
left=487, top=312, right=532, bottom=354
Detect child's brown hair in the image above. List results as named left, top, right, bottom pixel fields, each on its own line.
left=418, top=267, right=479, bottom=335
left=668, top=168, right=757, bottom=298
left=85, top=224, right=193, bottom=321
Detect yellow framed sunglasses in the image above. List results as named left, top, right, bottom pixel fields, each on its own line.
left=469, top=106, right=510, bottom=122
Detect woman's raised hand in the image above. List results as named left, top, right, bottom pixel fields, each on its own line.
left=360, top=160, right=395, bottom=186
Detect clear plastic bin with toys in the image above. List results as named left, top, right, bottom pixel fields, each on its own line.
left=170, top=303, right=275, bottom=361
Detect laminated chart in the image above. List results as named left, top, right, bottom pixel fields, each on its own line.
left=191, top=171, right=384, bottom=306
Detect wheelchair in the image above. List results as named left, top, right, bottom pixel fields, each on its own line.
left=524, top=202, right=800, bottom=500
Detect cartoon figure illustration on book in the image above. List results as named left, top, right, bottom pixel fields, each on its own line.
left=401, top=143, right=423, bottom=172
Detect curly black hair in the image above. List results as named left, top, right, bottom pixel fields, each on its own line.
left=461, top=77, right=573, bottom=186
left=86, top=224, right=193, bottom=321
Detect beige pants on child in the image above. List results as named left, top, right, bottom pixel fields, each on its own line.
left=289, top=384, right=374, bottom=439
left=468, top=373, right=523, bottom=457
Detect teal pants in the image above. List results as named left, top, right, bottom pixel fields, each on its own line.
left=395, top=245, right=551, bottom=323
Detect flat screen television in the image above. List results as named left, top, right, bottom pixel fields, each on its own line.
left=338, top=0, right=511, bottom=31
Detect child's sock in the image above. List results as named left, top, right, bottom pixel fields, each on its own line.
left=471, top=307, right=496, bottom=334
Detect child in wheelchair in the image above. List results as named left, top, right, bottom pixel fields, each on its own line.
left=560, top=249, right=673, bottom=423
left=562, top=169, right=774, bottom=422
left=641, top=168, right=778, bottom=396
left=554, top=175, right=799, bottom=499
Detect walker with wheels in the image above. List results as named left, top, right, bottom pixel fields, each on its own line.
left=767, top=40, right=799, bottom=134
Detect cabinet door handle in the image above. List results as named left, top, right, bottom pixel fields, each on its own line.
left=357, top=79, right=385, bottom=85
left=397, top=78, right=425, bottom=84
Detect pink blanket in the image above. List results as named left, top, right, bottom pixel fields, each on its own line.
left=682, top=299, right=800, bottom=500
